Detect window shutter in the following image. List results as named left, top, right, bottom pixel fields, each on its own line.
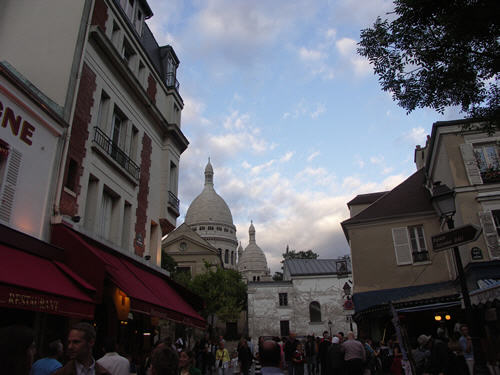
left=0, top=149, right=22, bottom=223
left=392, top=227, right=413, bottom=265
left=478, top=212, right=500, bottom=259
left=460, top=143, right=483, bottom=185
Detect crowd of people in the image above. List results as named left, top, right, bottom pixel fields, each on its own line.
left=1, top=322, right=498, bottom=375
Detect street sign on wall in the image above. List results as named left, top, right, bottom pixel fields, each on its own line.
left=431, top=224, right=482, bottom=252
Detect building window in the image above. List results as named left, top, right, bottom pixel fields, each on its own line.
left=492, top=210, right=500, bottom=236
left=475, top=143, right=500, bottom=183
left=217, top=226, right=222, bottom=231
left=121, top=39, right=136, bottom=70
left=97, top=189, right=116, bottom=240
left=408, top=225, right=429, bottom=262
left=135, top=8, right=143, bottom=35
left=64, top=159, right=78, bottom=192
left=279, top=293, right=288, bottom=306
left=231, top=251, right=234, bottom=265
left=208, top=226, right=214, bottom=230
left=224, top=249, right=229, bottom=264
left=224, top=228, right=228, bottom=232
left=392, top=225, right=429, bottom=265
left=199, top=226, right=205, bottom=230
left=176, top=266, right=191, bottom=276
left=96, top=90, right=110, bottom=130
left=309, top=301, right=321, bottom=322
left=111, top=21, right=121, bottom=47
left=280, top=321, right=290, bottom=337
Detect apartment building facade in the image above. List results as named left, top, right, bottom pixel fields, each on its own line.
left=341, top=119, right=500, bottom=342
left=1, top=0, right=204, bottom=351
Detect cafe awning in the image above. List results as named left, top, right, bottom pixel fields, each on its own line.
left=0, top=244, right=95, bottom=319
left=51, top=224, right=206, bottom=328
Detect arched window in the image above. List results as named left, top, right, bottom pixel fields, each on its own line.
left=309, top=301, right=321, bottom=322
left=231, top=251, right=234, bottom=265
left=225, top=249, right=229, bottom=263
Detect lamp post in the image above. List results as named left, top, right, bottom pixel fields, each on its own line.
left=328, top=320, right=332, bottom=337
left=343, top=282, right=354, bottom=331
left=431, top=183, right=488, bottom=375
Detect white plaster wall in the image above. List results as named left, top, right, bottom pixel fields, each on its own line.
left=0, top=0, right=86, bottom=107
left=247, top=275, right=354, bottom=346
left=0, top=76, right=65, bottom=239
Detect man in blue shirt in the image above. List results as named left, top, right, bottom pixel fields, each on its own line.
left=30, top=339, right=63, bottom=375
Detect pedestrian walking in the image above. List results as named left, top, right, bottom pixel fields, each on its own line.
left=326, top=336, right=345, bottom=375
left=238, top=338, right=253, bottom=375
left=284, top=333, right=299, bottom=375
left=305, top=335, right=318, bottom=375
left=411, top=335, right=431, bottom=375
left=292, top=343, right=306, bottom=375
left=53, top=322, right=110, bottom=375
left=96, top=338, right=130, bottom=375
left=260, top=340, right=284, bottom=375
left=30, top=339, right=64, bottom=375
left=216, top=341, right=231, bottom=375
left=318, top=331, right=331, bottom=375
left=179, top=349, right=202, bottom=375
left=341, top=332, right=365, bottom=375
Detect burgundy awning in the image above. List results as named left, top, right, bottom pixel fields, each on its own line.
left=51, top=224, right=206, bottom=328
left=0, top=244, right=95, bottom=318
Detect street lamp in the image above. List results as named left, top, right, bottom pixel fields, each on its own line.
left=431, top=182, right=488, bottom=374
left=328, top=320, right=332, bottom=337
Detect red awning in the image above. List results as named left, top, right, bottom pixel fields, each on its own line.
left=0, top=244, right=95, bottom=318
left=52, top=224, right=206, bottom=328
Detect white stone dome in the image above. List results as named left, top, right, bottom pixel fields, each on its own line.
left=238, top=222, right=268, bottom=274
left=185, top=160, right=234, bottom=226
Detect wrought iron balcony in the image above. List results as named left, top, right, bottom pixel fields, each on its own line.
left=165, top=72, right=179, bottom=91
left=93, top=127, right=140, bottom=180
left=168, top=191, right=180, bottom=213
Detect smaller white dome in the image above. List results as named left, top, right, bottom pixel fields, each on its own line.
left=238, top=222, right=268, bottom=274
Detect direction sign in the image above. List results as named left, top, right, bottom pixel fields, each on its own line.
left=431, top=224, right=482, bottom=252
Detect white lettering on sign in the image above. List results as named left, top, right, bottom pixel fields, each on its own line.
left=0, top=100, right=35, bottom=146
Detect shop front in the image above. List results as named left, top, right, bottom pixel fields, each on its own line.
left=0, top=224, right=97, bottom=352
left=51, top=223, right=206, bottom=360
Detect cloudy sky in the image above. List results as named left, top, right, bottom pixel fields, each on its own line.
left=148, top=0, right=460, bottom=273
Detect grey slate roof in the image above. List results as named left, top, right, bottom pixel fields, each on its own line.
left=284, top=258, right=351, bottom=276
left=347, top=192, right=388, bottom=207
left=341, top=169, right=435, bottom=240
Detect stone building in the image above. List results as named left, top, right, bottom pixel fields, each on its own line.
left=182, top=159, right=238, bottom=270
left=238, top=222, right=272, bottom=282
left=247, top=257, right=353, bottom=342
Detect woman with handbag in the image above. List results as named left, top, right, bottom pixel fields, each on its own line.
left=215, top=341, right=230, bottom=375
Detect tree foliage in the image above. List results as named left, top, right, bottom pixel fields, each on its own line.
left=358, top=0, right=499, bottom=132
left=161, top=252, right=178, bottom=274
left=282, top=249, right=319, bottom=261
left=188, top=265, right=247, bottom=322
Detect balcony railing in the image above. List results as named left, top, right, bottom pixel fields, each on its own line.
left=93, top=127, right=140, bottom=180
left=168, top=191, right=180, bottom=212
left=165, top=72, right=180, bottom=91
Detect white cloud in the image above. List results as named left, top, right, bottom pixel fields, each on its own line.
left=307, top=151, right=320, bottom=162
left=404, top=127, right=427, bottom=144
left=299, top=47, right=325, bottom=62
left=283, top=100, right=327, bottom=120
left=335, top=37, right=371, bottom=77
left=311, top=103, right=326, bottom=119
left=280, top=152, right=294, bottom=162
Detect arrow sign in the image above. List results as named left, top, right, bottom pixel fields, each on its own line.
left=431, top=224, right=482, bottom=252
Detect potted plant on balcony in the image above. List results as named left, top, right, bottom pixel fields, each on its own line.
left=481, top=165, right=500, bottom=183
